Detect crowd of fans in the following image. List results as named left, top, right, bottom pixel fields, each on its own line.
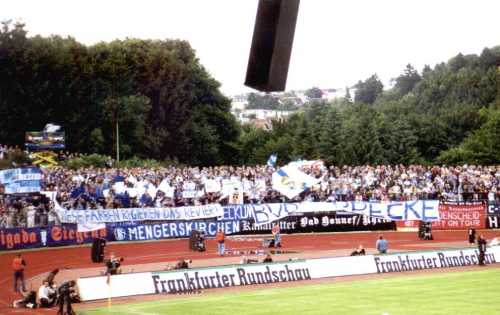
left=1, top=159, right=500, bottom=229
left=0, top=144, right=17, bottom=160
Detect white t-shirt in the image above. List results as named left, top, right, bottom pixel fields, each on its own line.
left=38, top=285, right=55, bottom=300
left=27, top=208, right=36, bottom=228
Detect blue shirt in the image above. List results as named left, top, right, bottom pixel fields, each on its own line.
left=376, top=239, right=388, bottom=252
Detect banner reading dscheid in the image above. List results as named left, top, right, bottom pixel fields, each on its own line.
left=432, top=202, right=487, bottom=230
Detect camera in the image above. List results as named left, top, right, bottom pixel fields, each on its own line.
left=106, top=257, right=124, bottom=275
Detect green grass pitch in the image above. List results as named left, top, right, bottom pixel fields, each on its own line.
left=81, top=268, right=500, bottom=315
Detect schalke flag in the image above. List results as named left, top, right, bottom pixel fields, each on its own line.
left=271, top=164, right=319, bottom=199
left=267, top=153, right=278, bottom=168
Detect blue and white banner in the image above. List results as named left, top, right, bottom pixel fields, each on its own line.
left=0, top=167, right=42, bottom=194
left=331, top=200, right=440, bottom=221
left=110, top=220, right=240, bottom=242
left=57, top=204, right=223, bottom=224
left=221, top=201, right=439, bottom=226
left=222, top=203, right=300, bottom=225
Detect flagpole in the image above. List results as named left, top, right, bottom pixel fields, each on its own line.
left=107, top=274, right=112, bottom=309
left=116, top=121, right=120, bottom=162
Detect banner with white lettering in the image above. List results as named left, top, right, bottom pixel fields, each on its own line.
left=109, top=220, right=240, bottom=242
left=487, top=215, right=500, bottom=229
left=488, top=203, right=500, bottom=216
left=57, top=204, right=223, bottom=224
left=237, top=212, right=396, bottom=235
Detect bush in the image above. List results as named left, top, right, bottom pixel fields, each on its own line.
left=61, top=154, right=176, bottom=169
left=0, top=150, right=31, bottom=170
left=115, top=156, right=163, bottom=168
left=62, top=154, right=109, bottom=169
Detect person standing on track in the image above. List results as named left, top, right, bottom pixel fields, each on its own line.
left=468, top=228, right=476, bottom=245
left=477, top=234, right=487, bottom=266
left=12, top=253, right=27, bottom=292
left=272, top=222, right=281, bottom=248
left=216, top=228, right=225, bottom=256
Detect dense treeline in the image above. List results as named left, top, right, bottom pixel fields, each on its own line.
left=1, top=21, right=499, bottom=166
left=237, top=52, right=500, bottom=165
left=0, top=21, right=239, bottom=165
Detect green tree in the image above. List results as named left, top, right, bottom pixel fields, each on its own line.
left=102, top=94, right=151, bottom=159
left=438, top=106, right=500, bottom=164
left=305, top=87, right=323, bottom=99
left=394, top=64, right=421, bottom=96
left=246, top=93, right=280, bottom=109
left=344, top=87, right=352, bottom=103
left=354, top=74, right=384, bottom=104
left=318, top=107, right=342, bottom=164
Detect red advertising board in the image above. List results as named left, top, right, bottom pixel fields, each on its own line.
left=432, top=203, right=486, bottom=230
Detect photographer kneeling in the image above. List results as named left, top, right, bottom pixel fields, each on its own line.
left=57, top=280, right=76, bottom=315
left=105, top=253, right=124, bottom=275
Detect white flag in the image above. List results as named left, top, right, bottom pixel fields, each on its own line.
left=272, top=164, right=320, bottom=199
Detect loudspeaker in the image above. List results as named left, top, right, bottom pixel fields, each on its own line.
left=91, top=238, right=106, bottom=263
left=245, top=0, right=300, bottom=92
left=189, top=230, right=200, bottom=251
left=189, top=230, right=205, bottom=251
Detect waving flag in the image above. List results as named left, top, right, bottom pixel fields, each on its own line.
left=43, top=123, right=61, bottom=133
left=272, top=163, right=319, bottom=199
left=267, top=153, right=278, bottom=168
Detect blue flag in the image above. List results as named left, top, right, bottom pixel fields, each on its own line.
left=267, top=153, right=278, bottom=168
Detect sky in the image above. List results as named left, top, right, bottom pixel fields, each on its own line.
left=2, top=0, right=500, bottom=96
